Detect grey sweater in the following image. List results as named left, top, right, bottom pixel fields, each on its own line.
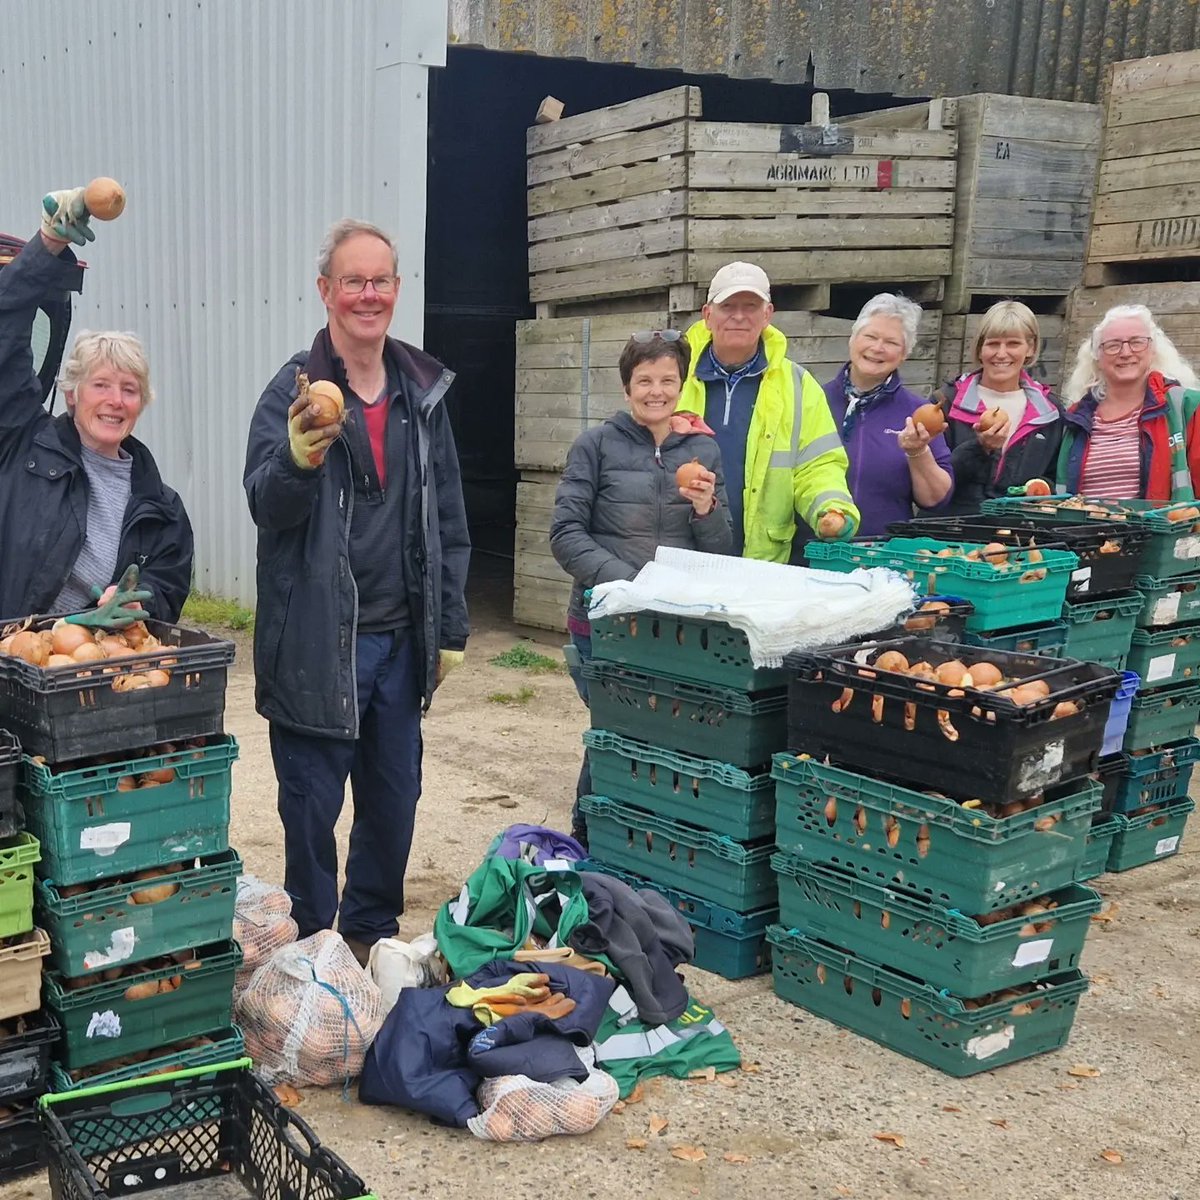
left=549, top=412, right=733, bottom=623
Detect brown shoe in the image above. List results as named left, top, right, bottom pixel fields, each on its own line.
left=342, top=936, right=373, bottom=968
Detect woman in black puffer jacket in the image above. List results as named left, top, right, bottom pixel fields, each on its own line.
left=550, top=330, right=733, bottom=843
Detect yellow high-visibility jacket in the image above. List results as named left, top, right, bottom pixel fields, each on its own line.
left=677, top=321, right=859, bottom=562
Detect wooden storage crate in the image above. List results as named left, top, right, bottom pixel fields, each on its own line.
left=527, top=87, right=957, bottom=309
left=937, top=313, right=1066, bottom=392
left=514, top=471, right=571, bottom=632
left=1065, top=281, right=1200, bottom=379
left=1086, top=50, right=1200, bottom=284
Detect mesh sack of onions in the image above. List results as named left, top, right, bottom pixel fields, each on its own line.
left=232, top=874, right=299, bottom=1001
left=468, top=1060, right=619, bottom=1142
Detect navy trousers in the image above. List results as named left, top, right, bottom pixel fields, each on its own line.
left=269, top=630, right=423, bottom=944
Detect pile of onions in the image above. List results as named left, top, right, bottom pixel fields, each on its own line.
left=0, top=620, right=173, bottom=690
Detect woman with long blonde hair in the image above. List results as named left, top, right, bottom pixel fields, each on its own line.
left=1059, top=305, right=1200, bottom=501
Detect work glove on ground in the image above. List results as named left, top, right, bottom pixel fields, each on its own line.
left=64, top=564, right=152, bottom=629
left=41, top=188, right=94, bottom=246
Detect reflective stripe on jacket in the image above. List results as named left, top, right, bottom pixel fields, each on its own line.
left=677, top=321, right=858, bottom=562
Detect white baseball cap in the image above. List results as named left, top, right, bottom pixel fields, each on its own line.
left=706, top=261, right=772, bottom=305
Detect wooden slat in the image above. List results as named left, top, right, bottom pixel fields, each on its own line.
left=1097, top=148, right=1200, bottom=195
left=526, top=86, right=700, bottom=154
left=687, top=247, right=952, bottom=285
left=1103, top=113, right=1200, bottom=162
left=516, top=392, right=626, bottom=418
left=513, top=591, right=569, bottom=633
left=528, top=121, right=689, bottom=186
left=516, top=312, right=668, bottom=344
left=977, top=93, right=1101, bottom=146
left=688, top=121, right=957, bottom=158
left=965, top=258, right=1080, bottom=292
left=530, top=253, right=688, bottom=304
left=836, top=99, right=955, bottom=131
left=1106, top=85, right=1200, bottom=129
left=1087, top=217, right=1200, bottom=263
left=687, top=215, right=953, bottom=251
left=1094, top=182, right=1200, bottom=226
left=528, top=159, right=688, bottom=217
left=515, top=341, right=628, bottom=370
left=529, top=218, right=686, bottom=273
left=528, top=191, right=686, bottom=244
left=963, top=225, right=1086, bottom=261
left=687, top=153, right=956, bottom=191
left=685, top=189, right=954, bottom=217
left=517, top=367, right=623, bottom=394
left=969, top=198, right=1091, bottom=234
left=513, top=548, right=572, bottom=584
left=1108, top=50, right=1200, bottom=98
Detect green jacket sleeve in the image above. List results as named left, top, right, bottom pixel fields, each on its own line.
left=792, top=369, right=860, bottom=536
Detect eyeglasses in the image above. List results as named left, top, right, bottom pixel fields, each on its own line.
left=1099, top=335, right=1151, bottom=356
left=630, top=329, right=682, bottom=344
left=334, top=275, right=398, bottom=295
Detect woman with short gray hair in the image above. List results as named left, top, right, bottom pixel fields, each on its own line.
left=0, top=185, right=192, bottom=623
left=822, top=293, right=953, bottom=535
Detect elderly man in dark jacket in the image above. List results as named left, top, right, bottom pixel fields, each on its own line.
left=244, top=218, right=470, bottom=966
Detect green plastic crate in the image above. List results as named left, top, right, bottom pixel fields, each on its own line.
left=588, top=612, right=788, bottom=691
left=1122, top=681, right=1200, bottom=751
left=963, top=621, right=1067, bottom=658
left=1060, top=592, right=1142, bottom=668
left=1098, top=738, right=1200, bottom=813
left=0, top=833, right=39, bottom=939
left=1134, top=571, right=1200, bottom=628
left=582, top=661, right=787, bottom=769
left=48, top=1025, right=244, bottom=1092
left=1126, top=621, right=1200, bottom=690
left=1076, top=814, right=1120, bottom=882
left=45, top=939, right=241, bottom=1069
left=583, top=729, right=775, bottom=841
left=773, top=853, right=1100, bottom=993
left=21, top=736, right=237, bottom=886
left=36, top=850, right=242, bottom=977
left=579, top=796, right=776, bottom=910
left=772, top=754, right=1101, bottom=913
left=805, top=537, right=1078, bottom=633
left=1107, top=797, right=1194, bottom=872
left=768, top=927, right=1088, bottom=1076
left=578, top=858, right=773, bottom=979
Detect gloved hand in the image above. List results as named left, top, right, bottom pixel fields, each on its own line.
left=437, top=649, right=465, bottom=686
left=41, top=188, right=94, bottom=246
left=287, top=392, right=343, bottom=469
left=816, top=507, right=858, bottom=541
left=64, top=564, right=152, bottom=629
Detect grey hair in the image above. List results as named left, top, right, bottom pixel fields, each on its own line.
left=1063, top=304, right=1199, bottom=404
left=316, top=218, right=398, bottom=276
left=59, top=330, right=154, bottom=408
left=850, top=293, right=923, bottom=356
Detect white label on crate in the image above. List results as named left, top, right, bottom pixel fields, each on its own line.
left=1155, top=836, right=1180, bottom=856
left=966, top=1025, right=1015, bottom=1060
left=1071, top=566, right=1092, bottom=589
left=1174, top=535, right=1200, bottom=561
left=80, top=822, right=132, bottom=856
left=86, top=1010, right=121, bottom=1039
left=1011, top=938, right=1054, bottom=968
left=82, top=927, right=137, bottom=971
left=1151, top=592, right=1182, bottom=625
left=1017, top=740, right=1065, bottom=792
left=1146, top=653, right=1177, bottom=684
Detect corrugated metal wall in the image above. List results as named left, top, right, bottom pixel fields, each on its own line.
left=447, top=0, right=1200, bottom=102
left=0, top=0, right=444, bottom=606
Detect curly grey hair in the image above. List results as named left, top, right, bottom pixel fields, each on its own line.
left=59, top=331, right=154, bottom=408
left=850, top=293, right=924, bottom=356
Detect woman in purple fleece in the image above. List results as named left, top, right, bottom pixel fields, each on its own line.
left=823, top=294, right=954, bottom=536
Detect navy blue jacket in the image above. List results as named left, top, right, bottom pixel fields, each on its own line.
left=0, top=238, right=193, bottom=622
left=243, top=333, right=470, bottom=735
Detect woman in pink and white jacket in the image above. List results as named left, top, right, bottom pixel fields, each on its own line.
left=928, top=301, right=1065, bottom=516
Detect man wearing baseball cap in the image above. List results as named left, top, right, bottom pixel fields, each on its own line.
left=676, top=262, right=859, bottom=559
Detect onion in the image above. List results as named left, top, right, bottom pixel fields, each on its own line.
left=51, top=623, right=93, bottom=656
left=7, top=631, right=47, bottom=666
left=72, top=642, right=106, bottom=663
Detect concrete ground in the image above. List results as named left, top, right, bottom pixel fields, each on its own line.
left=4, top=557, right=1197, bottom=1199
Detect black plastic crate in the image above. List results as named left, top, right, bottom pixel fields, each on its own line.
left=0, top=1008, right=59, bottom=1104
left=889, top=515, right=1145, bottom=599
left=1, top=729, right=20, bottom=838
left=785, top=637, right=1122, bottom=803
left=880, top=596, right=974, bottom=641
left=0, top=1102, right=42, bottom=1184
left=41, top=1060, right=375, bottom=1199
left=0, top=618, right=234, bottom=763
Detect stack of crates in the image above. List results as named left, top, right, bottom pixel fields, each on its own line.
left=576, top=613, right=787, bottom=978
left=768, top=553, right=1122, bottom=1073
left=0, top=616, right=244, bottom=1106
left=1, top=726, right=57, bottom=1182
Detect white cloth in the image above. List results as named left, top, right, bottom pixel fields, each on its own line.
left=588, top=547, right=916, bottom=667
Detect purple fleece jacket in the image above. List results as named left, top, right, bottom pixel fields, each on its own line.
left=822, top=368, right=955, bottom=536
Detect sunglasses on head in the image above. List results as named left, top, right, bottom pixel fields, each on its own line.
left=630, top=329, right=682, bottom=344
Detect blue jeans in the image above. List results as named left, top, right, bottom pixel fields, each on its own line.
left=270, top=630, right=423, bottom=944
left=567, top=632, right=593, bottom=837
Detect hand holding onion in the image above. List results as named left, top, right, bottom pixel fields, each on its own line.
left=675, top=459, right=717, bottom=515
left=897, top=416, right=931, bottom=458
left=817, top=509, right=848, bottom=538
left=975, top=407, right=1011, bottom=452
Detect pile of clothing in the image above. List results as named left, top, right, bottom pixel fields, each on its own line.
left=358, top=826, right=739, bottom=1140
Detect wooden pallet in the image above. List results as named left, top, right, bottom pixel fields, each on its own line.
left=527, top=87, right=957, bottom=307
left=1087, top=50, right=1200, bottom=274
left=937, top=314, right=1066, bottom=394
left=514, top=471, right=572, bottom=632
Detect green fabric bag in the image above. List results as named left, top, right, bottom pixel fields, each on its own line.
left=592, top=985, right=741, bottom=1097
left=434, top=856, right=591, bottom=978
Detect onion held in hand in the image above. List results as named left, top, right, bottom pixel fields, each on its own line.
left=83, top=177, right=126, bottom=221
left=976, top=406, right=1004, bottom=433
left=817, top=510, right=846, bottom=538
left=306, top=380, right=344, bottom=428
left=675, top=459, right=706, bottom=489
left=911, top=398, right=946, bottom=436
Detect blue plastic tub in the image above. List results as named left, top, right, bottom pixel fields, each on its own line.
left=1101, top=671, right=1140, bottom=757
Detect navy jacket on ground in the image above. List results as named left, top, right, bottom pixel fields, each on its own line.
left=243, top=331, right=470, bottom=735
left=0, top=237, right=193, bottom=622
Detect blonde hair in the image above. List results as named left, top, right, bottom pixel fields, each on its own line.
left=1063, top=304, right=1199, bottom=404
left=972, top=300, right=1041, bottom=368
left=59, top=331, right=154, bottom=408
